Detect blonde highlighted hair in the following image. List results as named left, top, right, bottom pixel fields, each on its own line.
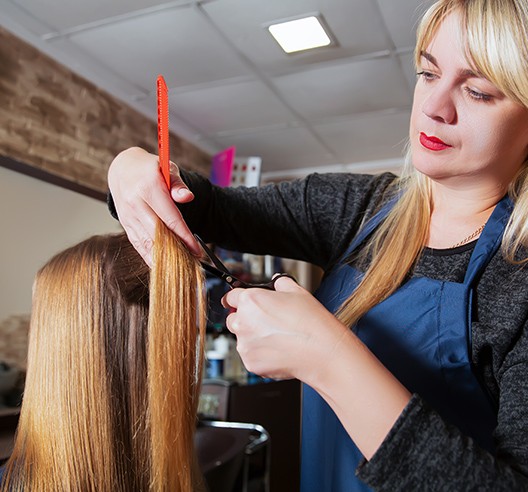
left=337, top=0, right=528, bottom=327
left=1, top=221, right=206, bottom=491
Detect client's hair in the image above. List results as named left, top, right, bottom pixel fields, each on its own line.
left=1, top=221, right=206, bottom=491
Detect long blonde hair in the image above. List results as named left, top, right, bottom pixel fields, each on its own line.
left=337, top=0, right=528, bottom=327
left=1, top=221, right=206, bottom=491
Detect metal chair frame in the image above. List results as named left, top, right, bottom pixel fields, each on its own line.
left=199, top=420, right=271, bottom=492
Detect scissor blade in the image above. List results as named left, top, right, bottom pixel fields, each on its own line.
left=194, top=234, right=230, bottom=272
left=200, top=261, right=238, bottom=288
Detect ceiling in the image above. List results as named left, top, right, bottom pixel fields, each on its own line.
left=1, top=0, right=435, bottom=180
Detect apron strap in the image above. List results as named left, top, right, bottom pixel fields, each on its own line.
left=339, top=197, right=398, bottom=262
left=340, top=193, right=513, bottom=283
left=334, top=192, right=513, bottom=292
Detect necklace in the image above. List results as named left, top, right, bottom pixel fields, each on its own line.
left=450, top=223, right=486, bottom=249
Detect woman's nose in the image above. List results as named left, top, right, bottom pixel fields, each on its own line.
left=421, top=83, right=457, bottom=124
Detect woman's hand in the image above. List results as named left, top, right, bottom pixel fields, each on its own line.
left=223, top=275, right=412, bottom=459
left=107, top=147, right=201, bottom=265
left=222, top=275, right=349, bottom=383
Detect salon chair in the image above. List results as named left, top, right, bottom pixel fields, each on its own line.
left=195, top=420, right=270, bottom=492
left=0, top=408, right=19, bottom=466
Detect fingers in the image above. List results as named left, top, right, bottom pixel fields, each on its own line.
left=221, top=287, right=243, bottom=310
left=119, top=207, right=158, bottom=267
left=222, top=285, right=309, bottom=381
left=146, top=179, right=201, bottom=256
left=222, top=275, right=301, bottom=311
left=225, top=311, right=239, bottom=336
left=169, top=161, right=195, bottom=204
left=108, top=147, right=201, bottom=259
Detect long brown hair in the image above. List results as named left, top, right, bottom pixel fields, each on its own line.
left=1, top=221, right=206, bottom=491
left=337, top=0, right=528, bottom=327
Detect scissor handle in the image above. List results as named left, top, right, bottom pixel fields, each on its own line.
left=240, top=273, right=297, bottom=290
left=196, top=232, right=297, bottom=291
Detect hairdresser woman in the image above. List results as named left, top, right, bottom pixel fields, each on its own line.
left=108, top=1, right=528, bottom=490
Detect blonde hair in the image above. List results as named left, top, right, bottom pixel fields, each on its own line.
left=337, top=0, right=528, bottom=327
left=1, top=222, right=206, bottom=491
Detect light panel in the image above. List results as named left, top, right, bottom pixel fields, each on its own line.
left=268, top=16, right=332, bottom=54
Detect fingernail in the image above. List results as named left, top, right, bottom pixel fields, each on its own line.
left=177, top=188, right=193, bottom=198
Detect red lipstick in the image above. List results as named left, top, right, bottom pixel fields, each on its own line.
left=419, top=132, right=451, bottom=151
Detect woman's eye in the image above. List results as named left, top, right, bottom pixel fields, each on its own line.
left=416, top=70, right=436, bottom=82
left=464, top=86, right=492, bottom=102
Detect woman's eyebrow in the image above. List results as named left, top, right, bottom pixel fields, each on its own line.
left=420, top=50, right=438, bottom=67
left=420, top=49, right=480, bottom=78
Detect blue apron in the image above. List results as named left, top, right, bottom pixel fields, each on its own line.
left=301, top=195, right=513, bottom=492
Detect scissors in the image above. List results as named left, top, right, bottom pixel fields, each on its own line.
left=195, top=235, right=294, bottom=290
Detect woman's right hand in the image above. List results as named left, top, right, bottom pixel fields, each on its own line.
left=107, top=147, right=201, bottom=265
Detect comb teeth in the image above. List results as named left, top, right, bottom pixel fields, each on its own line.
left=157, top=74, right=171, bottom=189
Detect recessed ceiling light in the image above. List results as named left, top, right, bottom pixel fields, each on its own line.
left=268, top=15, right=333, bottom=54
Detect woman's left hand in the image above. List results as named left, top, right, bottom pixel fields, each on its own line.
left=222, top=275, right=349, bottom=382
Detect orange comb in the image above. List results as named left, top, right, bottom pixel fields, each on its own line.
left=157, top=74, right=171, bottom=190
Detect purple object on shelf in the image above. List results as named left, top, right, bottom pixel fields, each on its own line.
left=210, top=146, right=236, bottom=187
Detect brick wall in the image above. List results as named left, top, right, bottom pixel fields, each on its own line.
left=0, top=26, right=211, bottom=199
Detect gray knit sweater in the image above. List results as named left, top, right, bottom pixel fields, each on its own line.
left=110, top=170, right=528, bottom=490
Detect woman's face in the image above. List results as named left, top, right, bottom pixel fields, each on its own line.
left=410, top=11, right=528, bottom=189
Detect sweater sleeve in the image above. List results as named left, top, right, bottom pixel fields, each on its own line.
left=357, top=326, right=528, bottom=491
left=178, top=170, right=397, bottom=269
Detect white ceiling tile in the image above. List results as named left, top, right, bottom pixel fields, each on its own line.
left=66, top=6, right=252, bottom=90
left=1, top=0, right=54, bottom=37
left=131, top=94, right=221, bottom=154
left=203, top=0, right=391, bottom=72
left=218, top=126, right=333, bottom=172
left=167, top=80, right=295, bottom=134
left=377, top=0, right=436, bottom=49
left=273, top=57, right=412, bottom=121
left=399, top=52, right=419, bottom=95
left=315, top=110, right=411, bottom=164
left=12, top=0, right=184, bottom=33
left=29, top=36, right=148, bottom=99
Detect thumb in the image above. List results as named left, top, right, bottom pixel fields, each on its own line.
left=169, top=161, right=194, bottom=203
left=272, top=273, right=302, bottom=293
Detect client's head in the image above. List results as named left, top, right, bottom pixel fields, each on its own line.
left=2, top=223, right=206, bottom=492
